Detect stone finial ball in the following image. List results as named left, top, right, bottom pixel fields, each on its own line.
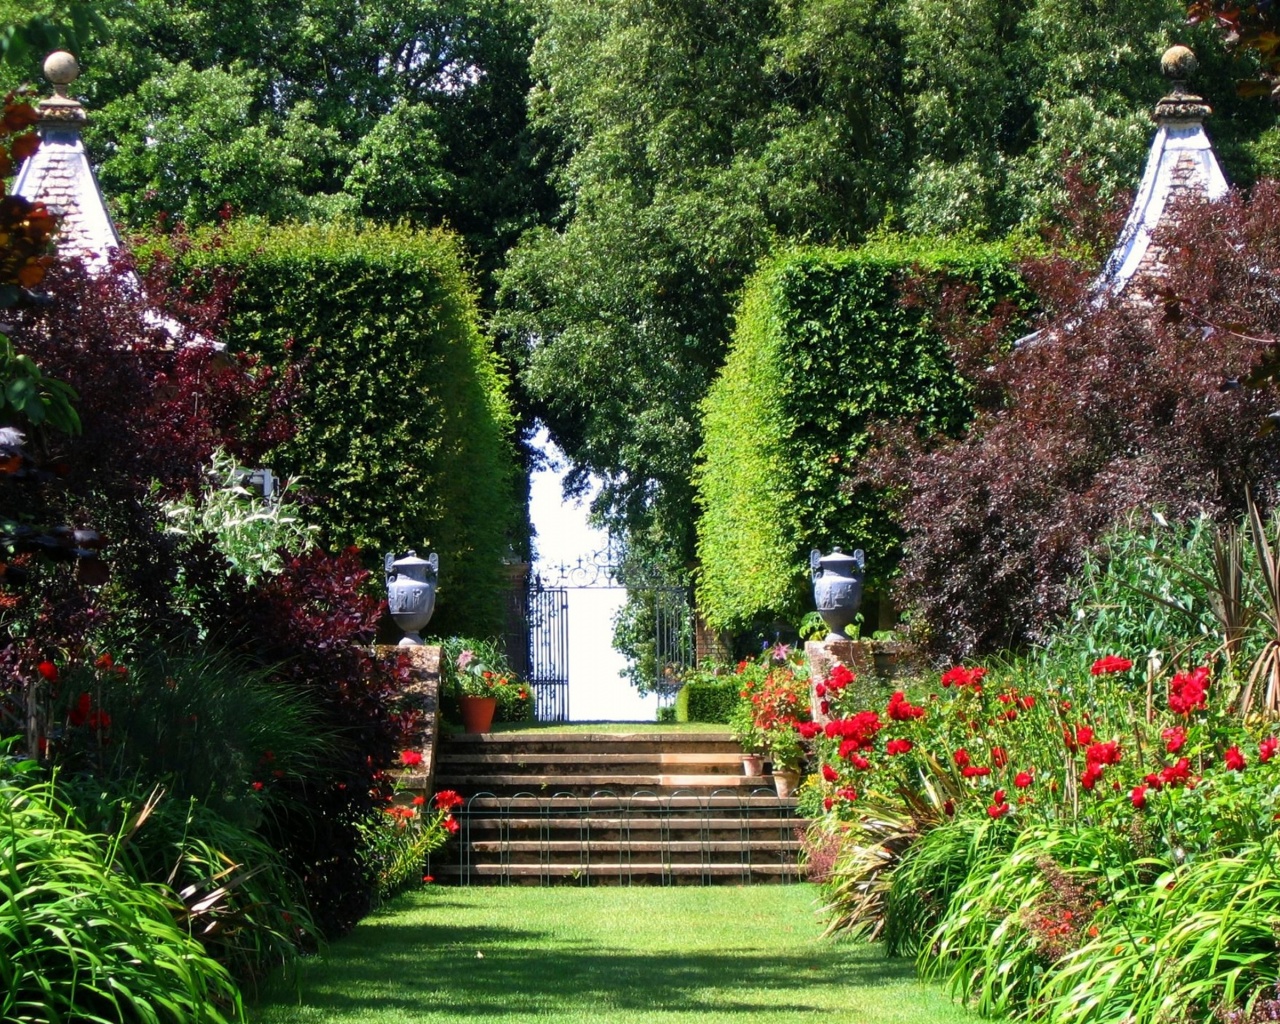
left=43, top=51, right=79, bottom=86
left=1161, top=45, right=1198, bottom=80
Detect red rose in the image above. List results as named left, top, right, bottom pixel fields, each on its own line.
left=1162, top=727, right=1187, bottom=753
left=1261, top=736, right=1279, bottom=763
left=1091, top=655, right=1133, bottom=676
left=37, top=661, right=57, bottom=682
left=886, top=738, right=913, bottom=756
left=1131, top=784, right=1148, bottom=809
left=1224, top=746, right=1246, bottom=771
left=821, top=763, right=839, bottom=782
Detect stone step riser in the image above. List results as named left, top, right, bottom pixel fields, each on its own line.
left=433, top=863, right=801, bottom=884
left=434, top=732, right=805, bottom=886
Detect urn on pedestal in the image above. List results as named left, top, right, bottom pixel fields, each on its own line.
left=385, top=551, right=439, bottom=646
left=810, top=547, right=865, bottom=641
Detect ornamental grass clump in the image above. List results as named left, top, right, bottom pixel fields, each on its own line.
left=0, top=760, right=242, bottom=1023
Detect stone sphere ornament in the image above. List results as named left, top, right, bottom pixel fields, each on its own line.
left=810, top=547, right=865, bottom=641
left=385, top=551, right=439, bottom=646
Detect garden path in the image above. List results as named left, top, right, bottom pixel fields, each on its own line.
left=250, top=885, right=969, bottom=1024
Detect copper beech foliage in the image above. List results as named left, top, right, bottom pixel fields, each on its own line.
left=866, top=180, right=1280, bottom=656
left=1188, top=0, right=1280, bottom=97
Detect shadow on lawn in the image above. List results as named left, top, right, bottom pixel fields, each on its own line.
left=273, top=907, right=917, bottom=1018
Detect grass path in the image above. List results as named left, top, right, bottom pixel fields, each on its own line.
left=250, top=885, right=970, bottom=1024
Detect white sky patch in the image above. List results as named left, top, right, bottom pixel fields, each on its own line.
left=528, top=427, right=658, bottom=722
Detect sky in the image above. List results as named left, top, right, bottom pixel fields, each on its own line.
left=527, top=427, right=659, bottom=722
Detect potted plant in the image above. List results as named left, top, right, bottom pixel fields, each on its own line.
left=733, top=644, right=813, bottom=794
left=729, top=698, right=766, bottom=775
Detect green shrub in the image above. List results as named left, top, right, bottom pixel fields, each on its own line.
left=675, top=676, right=740, bottom=723
left=168, top=221, right=519, bottom=634
left=695, top=240, right=1025, bottom=632
left=0, top=761, right=242, bottom=1023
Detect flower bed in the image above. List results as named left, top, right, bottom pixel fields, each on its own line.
left=800, top=651, right=1280, bottom=1023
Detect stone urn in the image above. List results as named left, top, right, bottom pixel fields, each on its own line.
left=385, top=551, right=439, bottom=646
left=810, top=547, right=865, bottom=640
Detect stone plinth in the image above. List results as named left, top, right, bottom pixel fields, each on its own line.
left=375, top=644, right=441, bottom=794
left=804, top=639, right=923, bottom=724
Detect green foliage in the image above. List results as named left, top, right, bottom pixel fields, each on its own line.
left=161, top=448, right=318, bottom=584
left=171, top=222, right=518, bottom=635
left=356, top=799, right=452, bottom=907
left=696, top=240, right=1025, bottom=631
left=0, top=333, right=80, bottom=433
left=0, top=757, right=243, bottom=1023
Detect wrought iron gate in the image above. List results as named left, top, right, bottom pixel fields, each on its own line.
left=511, top=550, right=694, bottom=723
left=526, top=585, right=569, bottom=722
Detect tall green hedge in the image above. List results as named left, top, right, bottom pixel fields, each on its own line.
left=176, top=221, right=518, bottom=634
left=695, top=241, right=1024, bottom=632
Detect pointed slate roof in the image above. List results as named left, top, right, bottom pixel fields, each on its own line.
left=12, top=51, right=121, bottom=271
left=1095, top=45, right=1228, bottom=297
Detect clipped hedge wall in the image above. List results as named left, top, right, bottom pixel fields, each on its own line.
left=695, top=241, right=1024, bottom=632
left=675, top=678, right=739, bottom=723
left=174, top=222, right=518, bottom=635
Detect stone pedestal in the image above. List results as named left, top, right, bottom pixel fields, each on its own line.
left=375, top=643, right=441, bottom=794
left=804, top=639, right=922, bottom=724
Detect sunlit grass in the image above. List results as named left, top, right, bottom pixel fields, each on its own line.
left=250, top=885, right=971, bottom=1024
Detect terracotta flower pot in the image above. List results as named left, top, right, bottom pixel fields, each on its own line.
left=773, top=768, right=801, bottom=798
left=459, top=695, right=497, bottom=734
left=742, top=754, right=764, bottom=777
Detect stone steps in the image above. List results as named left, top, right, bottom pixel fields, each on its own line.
left=430, top=731, right=809, bottom=886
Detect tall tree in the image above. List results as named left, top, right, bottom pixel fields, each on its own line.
left=499, top=0, right=1276, bottom=574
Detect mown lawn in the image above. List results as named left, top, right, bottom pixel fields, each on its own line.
left=250, top=885, right=970, bottom=1024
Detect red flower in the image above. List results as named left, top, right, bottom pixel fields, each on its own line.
left=1081, top=763, right=1104, bottom=790
left=434, top=789, right=464, bottom=810
left=1076, top=725, right=1094, bottom=746
left=953, top=748, right=971, bottom=767
left=400, top=749, right=424, bottom=766
left=68, top=692, right=91, bottom=727
left=444, top=815, right=459, bottom=833
left=1224, top=746, right=1246, bottom=771
left=992, top=789, right=1006, bottom=803
left=941, top=665, right=987, bottom=689
left=1162, top=727, right=1187, bottom=753
left=1168, top=666, right=1210, bottom=715
left=37, top=661, right=57, bottom=682
left=886, top=691, right=926, bottom=721
left=814, top=682, right=826, bottom=697
left=962, top=765, right=991, bottom=778
left=1159, top=757, right=1192, bottom=788
left=822, top=797, right=834, bottom=811
left=943, top=799, right=955, bottom=816
left=94, top=653, right=115, bottom=672
left=1261, top=736, right=1279, bottom=763
left=836, top=787, right=857, bottom=801
left=412, top=795, right=426, bottom=806
left=987, top=802, right=1010, bottom=818
left=821, top=763, right=839, bottom=782
left=991, top=747, right=1008, bottom=768
left=423, top=875, right=435, bottom=883
left=885, top=738, right=913, bottom=756
left=252, top=781, right=265, bottom=791
left=827, top=664, right=855, bottom=691
left=797, top=721, right=822, bottom=739
left=1085, top=741, right=1121, bottom=767
left=1091, top=655, right=1133, bottom=676
left=1014, top=771, right=1033, bottom=789
left=1131, top=784, right=1148, bottom=809
left=847, top=752, right=871, bottom=770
